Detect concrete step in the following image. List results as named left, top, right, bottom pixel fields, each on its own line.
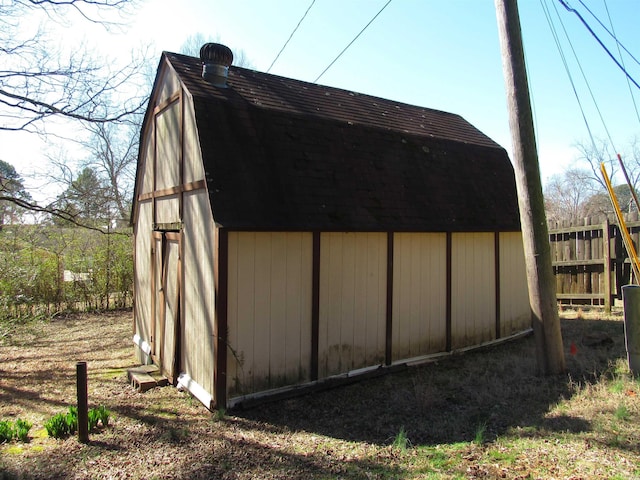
left=128, top=365, right=168, bottom=392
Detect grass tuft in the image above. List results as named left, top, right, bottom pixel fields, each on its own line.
left=392, top=426, right=411, bottom=452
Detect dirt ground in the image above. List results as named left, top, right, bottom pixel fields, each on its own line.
left=0, top=309, right=638, bottom=479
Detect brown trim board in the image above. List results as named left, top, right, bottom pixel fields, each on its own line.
left=446, top=232, right=452, bottom=352
left=494, top=232, right=501, bottom=340
left=385, top=231, right=394, bottom=365
left=214, top=228, right=229, bottom=409
left=311, top=231, right=320, bottom=381
left=138, top=179, right=207, bottom=201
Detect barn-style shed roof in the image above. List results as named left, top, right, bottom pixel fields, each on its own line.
left=162, top=51, right=520, bottom=232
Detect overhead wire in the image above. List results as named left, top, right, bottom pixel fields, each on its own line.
left=557, top=0, right=640, bottom=91
left=266, top=0, right=316, bottom=73
left=539, top=0, right=601, bottom=156
left=576, top=0, right=640, bottom=70
left=313, top=0, right=393, bottom=83
left=550, top=0, right=617, bottom=155
left=601, top=0, right=640, bottom=126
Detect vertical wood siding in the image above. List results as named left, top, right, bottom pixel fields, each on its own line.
left=155, top=101, right=181, bottom=190
left=392, top=233, right=447, bottom=360
left=499, top=232, right=531, bottom=336
left=134, top=200, right=153, bottom=351
left=451, top=233, right=496, bottom=349
left=157, top=66, right=180, bottom=104
left=318, top=232, right=387, bottom=378
left=160, top=239, right=180, bottom=380
left=140, top=129, right=154, bottom=195
left=227, top=232, right=313, bottom=396
left=182, top=95, right=204, bottom=184
left=181, top=191, right=216, bottom=397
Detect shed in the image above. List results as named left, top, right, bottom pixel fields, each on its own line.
left=131, top=43, right=531, bottom=409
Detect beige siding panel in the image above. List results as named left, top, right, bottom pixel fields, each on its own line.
left=392, top=233, right=447, bottom=360
left=182, top=95, right=205, bottom=184
left=227, top=232, right=312, bottom=397
left=155, top=194, right=180, bottom=224
left=161, top=240, right=180, bottom=379
left=157, top=67, right=181, bottom=104
left=140, top=129, right=155, bottom=195
left=318, top=232, right=386, bottom=378
left=181, top=190, right=216, bottom=396
left=451, top=233, right=496, bottom=349
left=134, top=200, right=153, bottom=345
left=155, top=101, right=181, bottom=190
left=499, top=232, right=531, bottom=336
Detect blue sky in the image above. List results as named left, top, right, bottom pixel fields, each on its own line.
left=5, top=0, right=640, bottom=195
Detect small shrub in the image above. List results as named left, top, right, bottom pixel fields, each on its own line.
left=0, top=420, right=15, bottom=443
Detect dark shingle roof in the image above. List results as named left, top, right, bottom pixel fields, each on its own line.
left=163, top=51, right=520, bottom=232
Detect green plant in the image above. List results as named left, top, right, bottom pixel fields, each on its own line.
left=87, top=409, right=99, bottom=432
left=13, top=419, right=32, bottom=442
left=93, top=405, right=110, bottom=428
left=213, top=407, right=226, bottom=422
left=614, top=405, right=630, bottom=422
left=392, top=426, right=410, bottom=452
left=66, top=406, right=78, bottom=433
left=44, top=413, right=71, bottom=439
left=45, top=405, right=111, bottom=439
left=0, top=420, right=15, bottom=443
left=474, top=421, right=487, bottom=445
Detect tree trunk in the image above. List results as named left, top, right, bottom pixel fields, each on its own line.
left=495, top=0, right=566, bottom=375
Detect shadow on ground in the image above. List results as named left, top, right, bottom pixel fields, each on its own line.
left=235, top=317, right=626, bottom=447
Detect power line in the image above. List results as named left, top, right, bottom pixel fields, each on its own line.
left=557, top=0, right=640, bottom=92
left=266, top=0, right=316, bottom=73
left=313, top=0, right=393, bottom=83
left=577, top=0, right=640, bottom=70
left=540, top=0, right=600, bottom=156
left=551, top=0, right=618, bottom=154
left=601, top=0, right=640, bottom=126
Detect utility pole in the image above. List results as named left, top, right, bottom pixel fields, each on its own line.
left=495, top=0, right=566, bottom=375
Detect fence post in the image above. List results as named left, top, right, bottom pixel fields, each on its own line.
left=76, top=361, right=89, bottom=443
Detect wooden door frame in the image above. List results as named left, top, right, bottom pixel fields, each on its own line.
left=151, top=230, right=183, bottom=384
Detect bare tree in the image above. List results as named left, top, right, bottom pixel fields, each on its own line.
left=80, top=121, right=139, bottom=223
left=544, top=168, right=599, bottom=224
left=0, top=0, right=149, bottom=232
left=0, top=0, right=146, bottom=133
left=573, top=137, right=640, bottom=194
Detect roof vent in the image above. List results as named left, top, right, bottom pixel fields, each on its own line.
left=200, top=43, right=234, bottom=87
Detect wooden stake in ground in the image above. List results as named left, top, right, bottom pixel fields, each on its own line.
left=77, top=361, right=89, bottom=443
left=495, top=0, right=565, bottom=375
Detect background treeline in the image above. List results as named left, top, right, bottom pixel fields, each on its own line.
left=0, top=225, right=133, bottom=321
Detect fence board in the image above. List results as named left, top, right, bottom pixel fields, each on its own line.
left=548, top=214, right=640, bottom=310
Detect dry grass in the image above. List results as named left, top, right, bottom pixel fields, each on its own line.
left=0, top=308, right=639, bottom=479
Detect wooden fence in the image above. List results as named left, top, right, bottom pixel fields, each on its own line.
left=548, top=213, right=640, bottom=310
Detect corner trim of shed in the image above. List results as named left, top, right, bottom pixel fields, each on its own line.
left=177, top=373, right=213, bottom=410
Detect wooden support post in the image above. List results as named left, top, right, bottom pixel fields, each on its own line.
left=604, top=218, right=612, bottom=313
left=495, top=0, right=565, bottom=375
left=76, top=361, right=89, bottom=443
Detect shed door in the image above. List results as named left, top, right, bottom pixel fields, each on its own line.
left=152, top=231, right=181, bottom=383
